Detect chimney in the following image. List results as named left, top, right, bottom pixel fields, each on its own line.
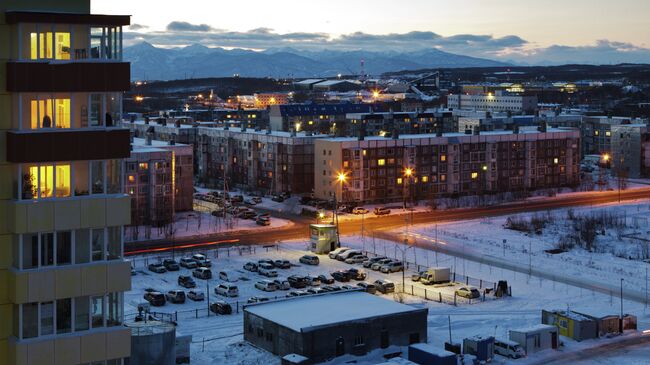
left=538, top=120, right=547, bottom=133
left=145, top=127, right=154, bottom=146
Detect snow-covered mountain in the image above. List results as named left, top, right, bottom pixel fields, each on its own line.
left=124, top=42, right=510, bottom=80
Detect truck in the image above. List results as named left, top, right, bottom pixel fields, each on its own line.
left=463, top=336, right=495, bottom=362
left=420, top=267, right=451, bottom=285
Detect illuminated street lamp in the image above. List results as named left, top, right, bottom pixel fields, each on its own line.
left=333, top=171, right=348, bottom=246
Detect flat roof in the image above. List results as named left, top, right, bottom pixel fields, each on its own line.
left=132, top=137, right=189, bottom=147
left=511, top=324, right=557, bottom=333
left=322, top=128, right=576, bottom=142
left=244, top=291, right=423, bottom=332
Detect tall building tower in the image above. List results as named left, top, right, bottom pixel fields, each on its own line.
left=0, top=1, right=132, bottom=364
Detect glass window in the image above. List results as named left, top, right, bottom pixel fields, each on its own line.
left=55, top=164, right=71, bottom=198
left=74, top=161, right=89, bottom=196
left=92, top=229, right=104, bottom=261
left=54, top=99, right=71, bottom=128
left=31, top=99, right=53, bottom=129
left=90, top=94, right=102, bottom=126
left=38, top=165, right=54, bottom=198
left=40, top=301, right=54, bottom=336
left=75, top=296, right=90, bottom=332
left=56, top=231, right=72, bottom=265
left=56, top=298, right=72, bottom=334
left=107, top=227, right=121, bottom=260
left=22, top=233, right=39, bottom=269
left=107, top=293, right=122, bottom=327
left=75, top=229, right=90, bottom=264
left=22, top=303, right=39, bottom=339
left=30, top=32, right=53, bottom=59
left=41, top=233, right=54, bottom=267
left=91, top=161, right=105, bottom=194
left=106, top=160, right=122, bottom=194
left=55, top=32, right=71, bottom=60
left=91, top=296, right=104, bottom=328
left=21, top=164, right=38, bottom=199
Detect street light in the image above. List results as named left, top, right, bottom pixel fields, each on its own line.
left=403, top=168, right=415, bottom=246
left=334, top=172, right=348, bottom=246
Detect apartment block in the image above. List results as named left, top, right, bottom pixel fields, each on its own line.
left=0, top=1, right=132, bottom=364
left=125, top=138, right=194, bottom=229
left=581, top=116, right=648, bottom=156
left=346, top=110, right=456, bottom=137
left=269, top=103, right=375, bottom=133
left=610, top=124, right=647, bottom=179
left=447, top=93, right=538, bottom=114
left=314, top=129, right=580, bottom=204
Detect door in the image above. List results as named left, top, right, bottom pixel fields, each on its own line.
left=551, top=332, right=558, bottom=349
left=380, top=329, right=389, bottom=349
left=335, top=337, right=345, bottom=357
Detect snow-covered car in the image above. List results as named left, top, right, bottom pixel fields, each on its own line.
left=215, top=284, right=239, bottom=297
left=317, top=274, right=335, bottom=284
left=380, top=261, right=404, bottom=273
left=357, top=282, right=377, bottom=294
left=180, top=257, right=198, bottom=269
left=345, top=254, right=368, bottom=264
left=162, top=259, right=180, bottom=271
left=305, top=275, right=321, bottom=286
left=371, top=259, right=393, bottom=271
left=337, top=249, right=362, bottom=261
left=243, top=262, right=258, bottom=272
left=147, top=263, right=166, bottom=274
left=187, top=290, right=204, bottom=301
left=192, top=267, right=212, bottom=280
left=165, top=290, right=186, bottom=304
left=299, top=255, right=320, bottom=265
left=143, top=291, right=166, bottom=306
left=328, top=247, right=351, bottom=259
left=247, top=296, right=269, bottom=304
left=219, top=271, right=239, bottom=282
left=177, top=275, right=196, bottom=288
left=363, top=256, right=387, bottom=268
left=374, top=280, right=395, bottom=294
left=259, top=267, right=278, bottom=277
left=273, top=260, right=291, bottom=269
left=255, top=280, right=279, bottom=292
left=455, top=286, right=481, bottom=299
left=272, top=279, right=291, bottom=290
left=192, top=254, right=212, bottom=268
left=307, top=288, right=327, bottom=295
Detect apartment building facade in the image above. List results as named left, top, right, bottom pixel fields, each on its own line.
left=269, top=103, right=375, bottom=133
left=346, top=110, right=456, bottom=137
left=314, top=129, right=580, bottom=204
left=447, top=93, right=538, bottom=114
left=580, top=116, right=648, bottom=156
left=1, top=1, right=132, bottom=364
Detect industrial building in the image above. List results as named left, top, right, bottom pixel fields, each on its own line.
left=313, top=128, right=581, bottom=204
left=269, top=103, right=376, bottom=132
left=0, top=0, right=132, bottom=363
left=244, top=291, right=428, bottom=362
left=447, top=92, right=538, bottom=114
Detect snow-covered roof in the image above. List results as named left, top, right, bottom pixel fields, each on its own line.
left=244, top=291, right=424, bottom=332
left=510, top=324, right=557, bottom=334
left=409, top=343, right=456, bottom=357
left=132, top=137, right=189, bottom=148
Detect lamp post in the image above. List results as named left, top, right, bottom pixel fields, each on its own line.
left=335, top=172, right=347, bottom=246
left=403, top=168, right=414, bottom=244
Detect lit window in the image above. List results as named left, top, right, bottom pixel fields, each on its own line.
left=54, top=99, right=70, bottom=128
left=605, top=131, right=611, bottom=137
left=378, top=159, right=385, bottom=166
left=30, top=32, right=53, bottom=59
left=362, top=150, right=367, bottom=156
left=594, top=130, right=599, bottom=136
left=422, top=176, right=428, bottom=182
left=553, top=158, right=559, bottom=164
left=397, top=178, right=403, bottom=184
left=55, top=32, right=71, bottom=60
left=471, top=172, right=478, bottom=179
left=128, top=175, right=135, bottom=183
left=343, top=161, right=349, bottom=168
left=139, top=163, right=148, bottom=170
left=441, top=155, right=447, bottom=162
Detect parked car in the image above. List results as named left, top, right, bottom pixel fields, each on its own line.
left=192, top=267, right=212, bottom=280
left=347, top=268, right=367, bottom=280
left=357, top=282, right=377, bottom=294
left=374, top=280, right=395, bottom=294
left=165, top=290, right=186, bottom=304
left=494, top=339, right=526, bottom=359
left=299, top=255, right=320, bottom=265
left=455, top=286, right=481, bottom=299
left=287, top=290, right=309, bottom=297
left=328, top=247, right=351, bottom=259
left=143, top=291, right=166, bottom=306
left=162, top=259, right=180, bottom=271
left=259, top=267, right=278, bottom=277
left=231, top=195, right=244, bottom=203
left=215, top=284, right=239, bottom=297
left=252, top=197, right=263, bottom=204
left=178, top=275, right=196, bottom=288
left=307, top=288, right=327, bottom=295
left=345, top=254, right=369, bottom=264
left=257, top=213, right=271, bottom=219
left=187, top=290, right=204, bottom=301
left=238, top=210, right=257, bottom=219
left=272, top=279, right=291, bottom=290
left=337, top=249, right=362, bottom=261
left=192, top=254, right=212, bottom=268
left=288, top=275, right=309, bottom=289
left=244, top=199, right=258, bottom=206
left=180, top=257, right=198, bottom=269
left=331, top=271, right=351, bottom=282
left=371, top=259, right=393, bottom=271
left=352, top=207, right=369, bottom=215
left=412, top=271, right=427, bottom=282
left=380, top=261, right=404, bottom=273
left=317, top=274, right=335, bottom=284
left=255, top=280, right=279, bottom=292
left=256, top=217, right=271, bottom=226
left=363, top=256, right=388, bottom=268
left=273, top=260, right=291, bottom=269
left=210, top=301, right=232, bottom=315
left=219, top=271, right=239, bottom=282
left=148, top=263, right=167, bottom=274
left=341, top=285, right=354, bottom=290
left=271, top=195, right=285, bottom=202
left=373, top=207, right=391, bottom=216
left=305, top=275, right=321, bottom=286
left=243, top=262, right=258, bottom=272
left=258, top=259, right=275, bottom=268
left=247, top=296, right=269, bottom=304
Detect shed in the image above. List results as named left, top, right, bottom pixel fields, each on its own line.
left=462, top=335, right=494, bottom=362
left=573, top=311, right=638, bottom=336
left=509, top=324, right=558, bottom=354
left=542, top=310, right=598, bottom=341
left=408, top=343, right=457, bottom=365
left=309, top=224, right=338, bottom=254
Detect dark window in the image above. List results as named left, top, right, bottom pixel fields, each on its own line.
left=380, top=329, right=389, bottom=348
left=409, top=332, right=420, bottom=344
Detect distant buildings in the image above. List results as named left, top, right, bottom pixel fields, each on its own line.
left=254, top=93, right=289, bottom=108
left=314, top=128, right=580, bottom=204
left=269, top=103, right=376, bottom=133
left=580, top=116, right=648, bottom=156
left=346, top=110, right=456, bottom=137
left=1, top=0, right=132, bottom=363
left=610, top=124, right=647, bottom=178
left=447, top=92, right=538, bottom=114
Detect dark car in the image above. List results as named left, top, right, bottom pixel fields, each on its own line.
left=243, top=262, right=258, bottom=272
left=143, top=291, right=166, bottom=306
left=210, top=301, right=232, bottom=315
left=374, top=280, right=395, bottom=294
left=163, top=259, right=180, bottom=271
left=178, top=275, right=196, bottom=288
left=147, top=263, right=167, bottom=274
left=363, top=256, right=387, bottom=268
left=271, top=195, right=285, bottom=202
left=317, top=274, right=335, bottom=284
left=165, top=290, right=186, bottom=304
left=258, top=259, right=275, bottom=268
left=238, top=210, right=257, bottom=219
left=299, top=255, right=320, bottom=265
left=331, top=270, right=351, bottom=282
left=347, top=268, right=367, bottom=281
left=357, top=282, right=377, bottom=294
left=231, top=195, right=244, bottom=203
left=274, top=260, right=291, bottom=269
left=288, top=275, right=308, bottom=289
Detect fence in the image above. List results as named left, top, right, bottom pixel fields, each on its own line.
left=129, top=244, right=279, bottom=269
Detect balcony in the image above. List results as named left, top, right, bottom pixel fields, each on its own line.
left=6, top=128, right=131, bottom=163
left=6, top=61, right=130, bottom=92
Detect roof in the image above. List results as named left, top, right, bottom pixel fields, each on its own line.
left=314, top=80, right=358, bottom=87
left=5, top=11, right=130, bottom=26
left=295, top=79, right=325, bottom=85
left=244, top=291, right=424, bottom=332
left=132, top=137, right=189, bottom=148
left=409, top=343, right=456, bottom=357
left=277, top=103, right=375, bottom=117
left=321, top=128, right=577, bottom=143
left=510, top=324, right=557, bottom=334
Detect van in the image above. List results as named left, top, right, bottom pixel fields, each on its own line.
left=337, top=249, right=362, bottom=261
left=215, top=284, right=239, bottom=297
left=494, top=339, right=526, bottom=359
left=192, top=267, right=212, bottom=280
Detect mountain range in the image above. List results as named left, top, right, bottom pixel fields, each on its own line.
left=124, top=42, right=510, bottom=81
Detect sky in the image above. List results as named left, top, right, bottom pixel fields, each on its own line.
left=93, top=0, right=650, bottom=64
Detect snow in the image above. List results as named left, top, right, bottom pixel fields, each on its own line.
left=244, top=290, right=423, bottom=332
left=510, top=324, right=557, bottom=334
left=409, top=343, right=455, bottom=357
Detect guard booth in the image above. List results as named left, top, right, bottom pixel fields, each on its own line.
left=309, top=224, right=338, bottom=254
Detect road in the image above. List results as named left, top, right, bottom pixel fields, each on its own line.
left=126, top=187, right=650, bottom=254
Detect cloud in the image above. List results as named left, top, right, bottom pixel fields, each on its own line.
left=128, top=23, right=148, bottom=31
left=122, top=21, right=650, bottom=65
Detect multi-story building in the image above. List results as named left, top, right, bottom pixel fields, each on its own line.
left=197, top=127, right=325, bottom=194
left=314, top=128, right=580, bottom=204
left=581, top=116, right=648, bottom=156
left=610, top=124, right=647, bottom=179
left=447, top=92, right=538, bottom=114
left=1, top=1, right=132, bottom=364
left=125, top=137, right=194, bottom=229
left=269, top=103, right=376, bottom=133
left=254, top=93, right=289, bottom=108
left=346, top=110, right=456, bottom=137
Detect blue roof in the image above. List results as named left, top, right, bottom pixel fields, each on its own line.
left=279, top=103, right=379, bottom=117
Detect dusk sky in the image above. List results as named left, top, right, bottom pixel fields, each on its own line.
left=93, top=0, right=650, bottom=64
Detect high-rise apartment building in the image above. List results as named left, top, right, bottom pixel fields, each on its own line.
left=1, top=1, right=132, bottom=364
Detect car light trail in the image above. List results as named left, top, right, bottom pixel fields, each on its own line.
left=125, top=239, right=240, bottom=256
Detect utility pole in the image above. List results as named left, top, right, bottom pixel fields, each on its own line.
left=206, top=279, right=210, bottom=317
left=620, top=278, right=624, bottom=333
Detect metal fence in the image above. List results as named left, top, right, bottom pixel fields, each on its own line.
left=129, top=244, right=279, bottom=269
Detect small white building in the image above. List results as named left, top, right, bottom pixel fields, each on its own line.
left=509, top=324, right=558, bottom=354
left=309, top=224, right=338, bottom=254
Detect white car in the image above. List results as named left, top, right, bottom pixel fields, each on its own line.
left=352, top=207, right=369, bottom=214
left=273, top=279, right=291, bottom=290
left=328, top=247, right=351, bottom=260
left=255, top=280, right=279, bottom=292
left=192, top=253, right=212, bottom=267
left=219, top=271, right=239, bottom=282
left=187, top=290, right=204, bottom=301
left=259, top=267, right=278, bottom=277
left=337, top=249, right=362, bottom=261
left=345, top=254, right=368, bottom=264
left=180, top=257, right=198, bottom=269
left=215, top=284, right=239, bottom=297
